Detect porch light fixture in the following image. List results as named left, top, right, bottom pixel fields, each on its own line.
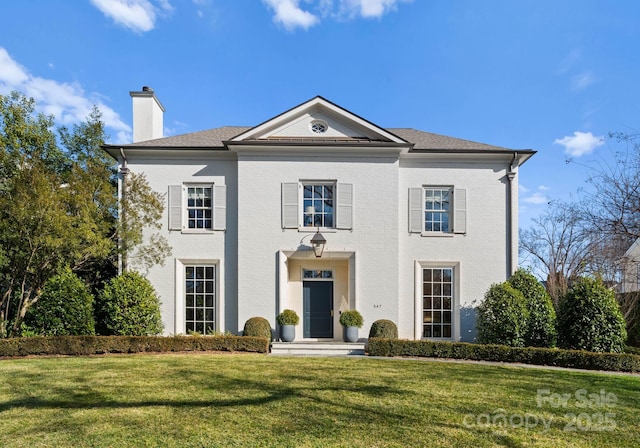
left=310, top=229, right=327, bottom=258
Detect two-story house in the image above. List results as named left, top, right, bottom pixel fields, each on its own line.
left=104, top=88, right=534, bottom=342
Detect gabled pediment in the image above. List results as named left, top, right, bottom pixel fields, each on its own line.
left=228, top=96, right=407, bottom=144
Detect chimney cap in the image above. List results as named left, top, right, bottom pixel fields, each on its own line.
left=142, top=86, right=154, bottom=92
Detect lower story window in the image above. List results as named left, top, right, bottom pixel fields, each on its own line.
left=185, top=265, right=215, bottom=334
left=422, top=267, right=453, bottom=338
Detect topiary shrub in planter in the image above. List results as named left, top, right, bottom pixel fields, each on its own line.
left=557, top=277, right=627, bottom=353
left=276, top=309, right=299, bottom=342
left=340, top=310, right=363, bottom=342
left=369, top=319, right=398, bottom=339
left=23, top=267, right=95, bottom=336
left=243, top=317, right=272, bottom=341
left=95, top=271, right=163, bottom=336
left=477, top=282, right=529, bottom=347
left=508, top=268, right=557, bottom=347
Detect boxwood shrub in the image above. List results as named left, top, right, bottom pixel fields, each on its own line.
left=243, top=317, right=272, bottom=341
left=0, top=335, right=269, bottom=358
left=367, top=338, right=640, bottom=373
left=369, top=319, right=398, bottom=339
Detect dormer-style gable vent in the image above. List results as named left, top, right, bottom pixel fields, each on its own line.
left=229, top=96, right=408, bottom=145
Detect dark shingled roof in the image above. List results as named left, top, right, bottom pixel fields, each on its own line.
left=118, top=126, right=510, bottom=151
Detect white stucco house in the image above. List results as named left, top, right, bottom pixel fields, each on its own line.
left=104, top=88, right=535, bottom=342
left=622, top=239, right=640, bottom=293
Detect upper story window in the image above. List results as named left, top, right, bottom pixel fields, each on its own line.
left=303, top=183, right=334, bottom=228
left=187, top=186, right=212, bottom=229
left=409, top=186, right=466, bottom=235
left=424, top=188, right=450, bottom=232
left=168, top=184, right=226, bottom=232
left=282, top=181, right=353, bottom=230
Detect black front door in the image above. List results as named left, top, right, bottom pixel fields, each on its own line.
left=303, top=281, right=333, bottom=338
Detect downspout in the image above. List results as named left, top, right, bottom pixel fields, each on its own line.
left=506, top=152, right=518, bottom=277
left=118, top=148, right=130, bottom=273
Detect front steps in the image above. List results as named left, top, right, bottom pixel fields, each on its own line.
left=270, top=341, right=366, bottom=356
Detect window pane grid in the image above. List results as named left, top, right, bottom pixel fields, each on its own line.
left=424, top=188, right=450, bottom=232
left=303, top=184, right=334, bottom=228
left=187, top=187, right=212, bottom=229
left=423, top=268, right=453, bottom=338
left=185, top=265, right=215, bottom=334
left=303, top=269, right=333, bottom=279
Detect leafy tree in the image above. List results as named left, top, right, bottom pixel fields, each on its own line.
left=95, top=271, right=163, bottom=336
left=477, top=282, right=529, bottom=347
left=508, top=268, right=557, bottom=347
left=22, top=267, right=95, bottom=336
left=0, top=91, right=170, bottom=337
left=557, top=277, right=627, bottom=353
left=120, top=172, right=171, bottom=273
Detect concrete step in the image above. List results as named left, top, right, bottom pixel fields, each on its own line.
left=270, top=341, right=366, bottom=356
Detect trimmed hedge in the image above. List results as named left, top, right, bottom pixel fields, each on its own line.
left=367, top=338, right=640, bottom=373
left=0, top=335, right=270, bottom=358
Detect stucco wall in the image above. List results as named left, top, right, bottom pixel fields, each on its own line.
left=126, top=149, right=519, bottom=342
left=398, top=156, right=516, bottom=341
left=125, top=155, right=238, bottom=334
left=236, top=152, right=400, bottom=340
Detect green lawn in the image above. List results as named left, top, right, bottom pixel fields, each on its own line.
left=0, top=354, right=638, bottom=447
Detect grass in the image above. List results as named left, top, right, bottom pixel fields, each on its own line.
left=0, top=354, right=638, bottom=447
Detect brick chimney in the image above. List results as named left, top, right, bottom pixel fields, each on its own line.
left=130, top=86, right=165, bottom=143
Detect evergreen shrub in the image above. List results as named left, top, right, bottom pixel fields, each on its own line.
left=95, top=271, right=163, bottom=336
left=23, top=267, right=95, bottom=336
left=557, top=277, right=627, bottom=353
left=476, top=282, right=529, bottom=347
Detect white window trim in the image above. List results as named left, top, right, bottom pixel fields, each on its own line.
left=414, top=261, right=460, bottom=341
left=282, top=181, right=353, bottom=231
left=184, top=184, right=214, bottom=233
left=175, top=258, right=223, bottom=335
left=423, top=186, right=453, bottom=235
left=301, top=181, right=337, bottom=230
left=408, top=186, right=466, bottom=235
left=168, top=183, right=226, bottom=233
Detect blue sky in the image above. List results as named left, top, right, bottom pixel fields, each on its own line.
left=0, top=0, right=639, bottom=229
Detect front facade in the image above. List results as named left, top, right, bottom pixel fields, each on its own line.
left=105, top=90, right=534, bottom=342
left=622, top=239, right=640, bottom=293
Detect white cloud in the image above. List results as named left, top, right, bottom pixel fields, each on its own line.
left=554, top=131, right=604, bottom=157
left=571, top=71, right=595, bottom=90
left=518, top=184, right=530, bottom=193
left=0, top=47, right=131, bottom=143
left=341, top=0, right=411, bottom=18
left=263, top=0, right=319, bottom=30
left=538, top=185, right=550, bottom=191
left=557, top=48, right=581, bottom=75
left=0, top=48, right=29, bottom=85
left=263, top=0, right=411, bottom=30
left=523, top=192, right=548, bottom=205
left=90, top=0, right=173, bottom=33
